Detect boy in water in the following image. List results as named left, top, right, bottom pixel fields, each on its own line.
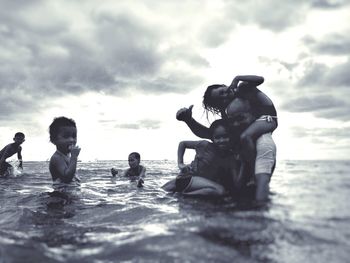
left=0, top=132, right=25, bottom=176
left=162, top=119, right=241, bottom=196
left=49, top=117, right=81, bottom=186
left=111, top=152, right=146, bottom=187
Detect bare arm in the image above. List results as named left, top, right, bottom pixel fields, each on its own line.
left=229, top=75, right=264, bottom=91
left=177, top=141, right=199, bottom=169
left=176, top=105, right=211, bottom=139
left=50, top=147, right=81, bottom=183
left=0, top=146, right=8, bottom=166
left=139, top=166, right=146, bottom=178
left=17, top=146, right=23, bottom=169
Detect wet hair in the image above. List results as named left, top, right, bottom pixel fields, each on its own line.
left=14, top=132, right=25, bottom=139
left=49, top=116, right=76, bottom=143
left=203, top=84, right=226, bottom=117
left=129, top=152, right=141, bottom=161
left=209, top=119, right=229, bottom=139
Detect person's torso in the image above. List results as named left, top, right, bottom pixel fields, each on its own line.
left=125, top=165, right=143, bottom=177
left=235, top=87, right=277, bottom=117
left=49, top=151, right=80, bottom=184
left=0, top=144, right=19, bottom=159
left=191, top=141, right=234, bottom=184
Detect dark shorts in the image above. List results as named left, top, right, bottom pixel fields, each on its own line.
left=175, top=174, right=193, bottom=192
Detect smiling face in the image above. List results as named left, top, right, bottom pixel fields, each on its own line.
left=210, top=85, right=233, bottom=108
left=128, top=154, right=140, bottom=168
left=212, top=125, right=230, bottom=151
left=53, top=126, right=77, bottom=154
left=13, top=135, right=25, bottom=146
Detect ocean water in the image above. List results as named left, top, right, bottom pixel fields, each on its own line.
left=0, top=160, right=349, bottom=263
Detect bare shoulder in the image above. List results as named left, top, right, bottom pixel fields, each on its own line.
left=49, top=152, right=63, bottom=165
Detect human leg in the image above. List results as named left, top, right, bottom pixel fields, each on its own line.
left=255, top=133, right=276, bottom=202
left=0, top=162, right=12, bottom=177
left=161, top=179, right=177, bottom=192
left=240, top=118, right=277, bottom=183
left=183, top=176, right=226, bottom=196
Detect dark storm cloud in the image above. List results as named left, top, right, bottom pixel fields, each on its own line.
left=115, top=119, right=161, bottom=130
left=281, top=95, right=346, bottom=112
left=302, top=34, right=350, bottom=56
left=0, top=2, right=211, bottom=122
left=298, top=60, right=350, bottom=88
left=310, top=0, right=350, bottom=9
left=277, top=55, right=350, bottom=120
left=219, top=0, right=349, bottom=34
left=220, top=0, right=308, bottom=32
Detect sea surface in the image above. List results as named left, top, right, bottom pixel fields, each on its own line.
left=0, top=160, right=349, bottom=263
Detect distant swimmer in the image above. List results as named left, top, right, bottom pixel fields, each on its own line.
left=0, top=132, right=25, bottom=177
left=48, top=117, right=81, bottom=186
left=111, top=152, right=146, bottom=188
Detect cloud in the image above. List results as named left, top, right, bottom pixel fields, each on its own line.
left=114, top=119, right=161, bottom=130
left=290, top=125, right=350, bottom=141
left=297, top=59, right=350, bottom=88
left=281, top=95, right=346, bottom=112
left=310, top=0, right=350, bottom=9
left=302, top=33, right=350, bottom=56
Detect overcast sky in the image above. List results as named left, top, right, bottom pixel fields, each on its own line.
left=1, top=0, right=349, bottom=161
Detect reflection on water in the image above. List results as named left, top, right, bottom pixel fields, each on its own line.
left=0, top=160, right=349, bottom=262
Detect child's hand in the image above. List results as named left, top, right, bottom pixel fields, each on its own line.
left=111, top=168, right=118, bottom=177
left=178, top=163, right=190, bottom=173
left=70, top=145, right=81, bottom=157
left=137, top=178, right=144, bottom=188
left=176, top=105, right=193, bottom=122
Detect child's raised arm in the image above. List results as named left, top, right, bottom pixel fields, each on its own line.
left=229, top=75, right=264, bottom=91
left=177, top=141, right=199, bottom=170
left=50, top=146, right=80, bottom=183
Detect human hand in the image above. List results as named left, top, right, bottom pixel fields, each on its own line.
left=111, top=168, right=118, bottom=176
left=176, top=105, right=193, bottom=122
left=70, top=145, right=81, bottom=157
left=178, top=163, right=190, bottom=173
left=137, top=178, right=144, bottom=188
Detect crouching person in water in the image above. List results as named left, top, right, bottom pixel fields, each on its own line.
left=49, top=117, right=81, bottom=191
left=111, top=152, right=146, bottom=188
left=162, top=119, right=240, bottom=196
left=0, top=132, right=25, bottom=177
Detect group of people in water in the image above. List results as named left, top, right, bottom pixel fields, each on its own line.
left=0, top=75, right=277, bottom=205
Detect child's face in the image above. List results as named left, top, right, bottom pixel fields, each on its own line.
left=53, top=126, right=77, bottom=154
left=211, top=86, right=233, bottom=107
left=128, top=155, right=140, bottom=168
left=13, top=136, right=25, bottom=145
left=228, top=112, right=255, bottom=133
left=212, top=125, right=230, bottom=151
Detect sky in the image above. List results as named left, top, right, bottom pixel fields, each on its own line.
left=0, top=0, right=350, bottom=162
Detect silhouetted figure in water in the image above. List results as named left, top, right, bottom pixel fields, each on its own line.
left=111, top=152, right=146, bottom=187
left=0, top=132, right=25, bottom=176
